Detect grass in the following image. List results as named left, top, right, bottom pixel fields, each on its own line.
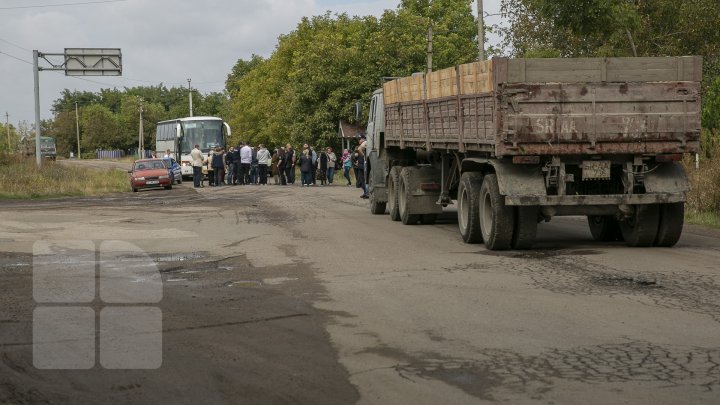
left=0, top=155, right=129, bottom=199
left=683, top=146, right=720, bottom=229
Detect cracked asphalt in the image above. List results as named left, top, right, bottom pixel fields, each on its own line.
left=1, top=165, right=719, bottom=404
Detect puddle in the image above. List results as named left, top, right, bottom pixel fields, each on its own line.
left=263, top=277, right=299, bottom=285
left=154, top=252, right=207, bottom=262
left=225, top=280, right=262, bottom=288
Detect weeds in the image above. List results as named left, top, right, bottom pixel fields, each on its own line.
left=0, top=155, right=129, bottom=199
left=683, top=145, right=720, bottom=227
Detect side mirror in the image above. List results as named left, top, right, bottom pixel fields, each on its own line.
left=355, top=101, right=362, bottom=120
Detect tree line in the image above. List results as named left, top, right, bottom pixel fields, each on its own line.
left=43, top=0, right=719, bottom=157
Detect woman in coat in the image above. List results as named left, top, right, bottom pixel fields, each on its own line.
left=299, top=149, right=314, bottom=186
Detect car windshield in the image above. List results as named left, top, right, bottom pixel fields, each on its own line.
left=135, top=161, right=166, bottom=171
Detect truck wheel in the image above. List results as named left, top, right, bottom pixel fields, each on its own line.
left=512, top=207, right=538, bottom=250
left=369, top=194, right=387, bottom=215
left=398, top=167, right=421, bottom=225
left=620, top=205, right=660, bottom=247
left=457, top=172, right=484, bottom=244
left=421, top=214, right=437, bottom=225
left=654, top=202, right=684, bottom=247
left=387, top=166, right=402, bottom=221
left=587, top=216, right=623, bottom=242
left=479, top=174, right=514, bottom=250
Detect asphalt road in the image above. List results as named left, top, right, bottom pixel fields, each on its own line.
left=1, top=177, right=719, bottom=404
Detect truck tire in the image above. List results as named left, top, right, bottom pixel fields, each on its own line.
left=479, top=174, right=514, bottom=250
left=587, top=216, right=623, bottom=242
left=398, top=167, right=421, bottom=225
left=387, top=166, right=402, bottom=221
left=654, top=202, right=684, bottom=247
left=457, top=172, right=484, bottom=244
left=512, top=207, right=538, bottom=250
left=619, top=205, right=660, bottom=247
left=369, top=194, right=387, bottom=215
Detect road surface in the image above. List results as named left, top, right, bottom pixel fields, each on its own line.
left=1, top=180, right=718, bottom=404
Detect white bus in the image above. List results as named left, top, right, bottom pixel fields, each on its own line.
left=155, top=116, right=231, bottom=178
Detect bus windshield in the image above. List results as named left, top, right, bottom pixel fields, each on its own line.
left=180, top=120, right=223, bottom=153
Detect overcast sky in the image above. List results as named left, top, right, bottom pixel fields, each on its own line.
left=0, top=0, right=502, bottom=127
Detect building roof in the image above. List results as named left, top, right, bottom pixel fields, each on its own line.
left=338, top=120, right=366, bottom=139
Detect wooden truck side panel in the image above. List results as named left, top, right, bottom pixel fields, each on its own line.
left=383, top=56, right=702, bottom=156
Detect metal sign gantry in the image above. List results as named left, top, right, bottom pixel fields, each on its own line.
left=33, top=48, right=122, bottom=166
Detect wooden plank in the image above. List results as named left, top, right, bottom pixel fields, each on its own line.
left=459, top=61, right=493, bottom=95
left=426, top=66, right=457, bottom=100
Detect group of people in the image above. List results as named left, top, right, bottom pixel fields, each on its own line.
left=188, top=141, right=370, bottom=198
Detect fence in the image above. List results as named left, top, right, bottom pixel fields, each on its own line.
left=95, top=150, right=154, bottom=159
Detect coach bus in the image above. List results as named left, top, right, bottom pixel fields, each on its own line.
left=155, top=116, right=231, bottom=178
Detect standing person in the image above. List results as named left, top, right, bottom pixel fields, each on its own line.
left=299, top=149, right=314, bottom=186
left=219, top=147, right=227, bottom=185
left=211, top=147, right=224, bottom=187
left=277, top=147, right=287, bottom=185
left=190, top=144, right=204, bottom=188
left=356, top=146, right=368, bottom=198
left=317, top=148, right=328, bottom=186
left=163, top=149, right=174, bottom=159
left=225, top=147, right=235, bottom=185
left=239, top=142, right=252, bottom=185
left=285, top=144, right=295, bottom=185
left=271, top=148, right=280, bottom=185
left=206, top=148, right=216, bottom=186
left=231, top=145, right=241, bottom=185
left=250, top=144, right=259, bottom=185
left=257, top=144, right=271, bottom=185
left=326, top=147, right=337, bottom=185
left=342, top=149, right=352, bottom=186
left=310, top=146, right=318, bottom=185
left=352, top=149, right=360, bottom=188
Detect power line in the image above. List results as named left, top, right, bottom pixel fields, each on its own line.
left=0, top=37, right=31, bottom=52
left=0, top=0, right=129, bottom=10
left=0, top=49, right=32, bottom=65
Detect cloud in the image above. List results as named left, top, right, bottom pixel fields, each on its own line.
left=0, top=0, right=501, bottom=125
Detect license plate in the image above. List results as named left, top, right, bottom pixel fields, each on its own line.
left=146, top=180, right=159, bottom=185
left=582, top=160, right=611, bottom=180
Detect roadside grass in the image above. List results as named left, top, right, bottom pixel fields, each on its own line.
left=683, top=147, right=720, bottom=229
left=0, top=155, right=129, bottom=199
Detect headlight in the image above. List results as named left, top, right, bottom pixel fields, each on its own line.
left=159, top=175, right=169, bottom=179
left=135, top=177, right=145, bottom=181
left=182, top=161, right=190, bottom=166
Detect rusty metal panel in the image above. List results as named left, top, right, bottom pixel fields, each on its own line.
left=498, top=82, right=701, bottom=156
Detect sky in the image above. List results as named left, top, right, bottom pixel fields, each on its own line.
left=0, top=0, right=503, bottom=127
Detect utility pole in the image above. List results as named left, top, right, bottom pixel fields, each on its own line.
left=477, top=0, right=485, bottom=60
left=5, top=112, right=9, bottom=153
left=427, top=26, right=434, bottom=73
left=138, top=98, right=144, bottom=158
left=75, top=102, right=81, bottom=159
left=187, top=78, right=193, bottom=117
left=33, top=50, right=42, bottom=167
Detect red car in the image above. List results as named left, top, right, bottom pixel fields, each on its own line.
left=129, top=159, right=173, bottom=192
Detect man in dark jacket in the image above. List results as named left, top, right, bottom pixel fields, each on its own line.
left=211, top=147, right=225, bottom=187
left=232, top=144, right=242, bottom=185
left=225, top=147, right=235, bottom=185
left=285, top=144, right=295, bottom=185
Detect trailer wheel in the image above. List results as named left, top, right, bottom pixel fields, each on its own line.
left=387, top=166, right=402, bottom=221
left=620, top=205, right=660, bottom=247
left=479, top=174, right=514, bottom=250
left=457, top=172, right=484, bottom=244
left=587, top=216, right=623, bottom=242
left=369, top=194, right=387, bottom=215
left=654, top=202, right=684, bottom=247
left=421, top=214, right=437, bottom=225
left=398, top=167, right=421, bottom=225
left=512, top=207, right=538, bottom=250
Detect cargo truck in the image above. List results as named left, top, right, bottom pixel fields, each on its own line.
left=364, top=56, right=702, bottom=250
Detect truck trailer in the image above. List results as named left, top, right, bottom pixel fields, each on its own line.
left=364, top=56, right=702, bottom=250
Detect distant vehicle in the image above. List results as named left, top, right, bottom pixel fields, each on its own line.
left=129, top=158, right=173, bottom=192
left=19, top=136, right=57, bottom=160
left=155, top=116, right=231, bottom=179
left=162, top=157, right=183, bottom=185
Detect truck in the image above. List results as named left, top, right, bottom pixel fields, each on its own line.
left=19, top=135, right=57, bottom=160
left=364, top=56, right=702, bottom=250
